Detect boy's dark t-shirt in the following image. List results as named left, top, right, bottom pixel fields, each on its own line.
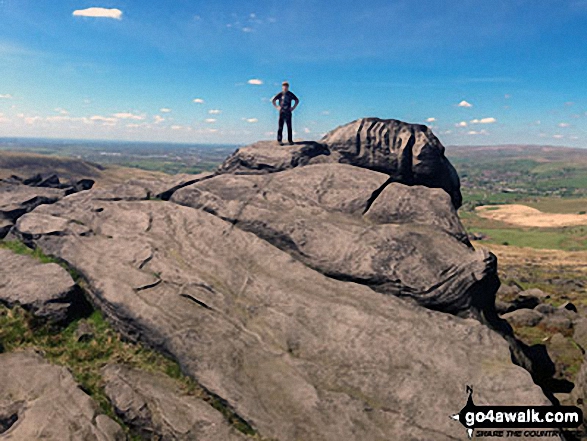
left=272, top=91, right=298, bottom=113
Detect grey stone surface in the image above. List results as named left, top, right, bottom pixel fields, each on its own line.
left=13, top=192, right=552, bottom=441
left=0, top=182, right=64, bottom=223
left=571, top=355, right=587, bottom=427
left=172, top=163, right=495, bottom=316
left=0, top=247, right=83, bottom=323
left=535, top=303, right=556, bottom=315
left=218, top=118, right=462, bottom=208
left=0, top=351, right=124, bottom=440
left=321, top=118, right=462, bottom=207
left=573, top=318, right=587, bottom=352
left=502, top=309, right=544, bottom=327
left=541, top=313, right=573, bottom=332
left=102, top=364, right=247, bottom=440
left=218, top=141, right=330, bottom=175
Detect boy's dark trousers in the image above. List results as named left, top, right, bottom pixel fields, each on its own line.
left=278, top=111, right=293, bottom=143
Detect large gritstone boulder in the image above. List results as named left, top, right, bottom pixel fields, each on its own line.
left=0, top=351, right=124, bottom=440
left=172, top=163, right=491, bottom=317
left=219, top=118, right=462, bottom=208
left=12, top=189, right=552, bottom=441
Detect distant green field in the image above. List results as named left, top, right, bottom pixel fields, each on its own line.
left=461, top=210, right=587, bottom=251
left=451, top=145, right=587, bottom=251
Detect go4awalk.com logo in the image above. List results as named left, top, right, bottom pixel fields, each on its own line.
left=450, top=386, right=582, bottom=439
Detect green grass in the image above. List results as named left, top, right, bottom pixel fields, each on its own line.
left=523, top=197, right=587, bottom=214
left=461, top=208, right=587, bottom=251
left=470, top=227, right=587, bottom=251
left=0, top=239, right=85, bottom=281
left=0, top=239, right=61, bottom=264
left=0, top=306, right=260, bottom=439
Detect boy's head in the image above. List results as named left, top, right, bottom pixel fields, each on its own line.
left=282, top=81, right=290, bottom=92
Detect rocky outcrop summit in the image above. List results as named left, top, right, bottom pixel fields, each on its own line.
left=221, top=118, right=462, bottom=208
left=0, top=351, right=124, bottom=440
left=0, top=118, right=561, bottom=440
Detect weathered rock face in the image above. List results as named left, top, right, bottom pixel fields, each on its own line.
left=219, top=141, right=330, bottom=175
left=13, top=191, right=551, bottom=441
left=172, top=163, right=491, bottom=316
left=0, top=182, right=64, bottom=222
left=321, top=118, right=461, bottom=207
left=0, top=248, right=89, bottom=324
left=102, top=364, right=247, bottom=440
left=0, top=174, right=95, bottom=239
left=0, top=351, right=124, bottom=440
left=219, top=118, right=462, bottom=208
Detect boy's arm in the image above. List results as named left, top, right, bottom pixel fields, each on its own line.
left=290, top=93, right=299, bottom=111
left=271, top=94, right=281, bottom=109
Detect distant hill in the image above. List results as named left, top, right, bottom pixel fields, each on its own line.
left=0, top=151, right=166, bottom=185
left=446, top=144, right=587, bottom=202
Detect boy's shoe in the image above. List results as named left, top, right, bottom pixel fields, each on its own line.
left=279, top=142, right=284, bottom=146
left=288, top=141, right=294, bottom=145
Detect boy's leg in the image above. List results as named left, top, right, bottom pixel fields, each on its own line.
left=277, top=113, right=285, bottom=143
left=286, top=112, right=293, bottom=143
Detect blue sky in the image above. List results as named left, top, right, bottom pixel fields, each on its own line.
left=1, top=0, right=587, bottom=146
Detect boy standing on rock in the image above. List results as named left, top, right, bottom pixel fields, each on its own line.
left=272, top=81, right=299, bottom=145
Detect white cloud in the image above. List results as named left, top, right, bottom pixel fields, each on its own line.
left=0, top=94, right=13, bottom=99
left=45, top=115, right=88, bottom=123
left=458, top=100, right=473, bottom=108
left=73, top=7, right=123, bottom=20
left=504, top=94, right=511, bottom=99
left=426, top=117, right=436, bottom=123
left=304, top=127, right=311, bottom=134
left=247, top=78, right=263, bottom=85
left=55, top=108, right=69, bottom=115
left=467, top=129, right=489, bottom=135
left=170, top=125, right=183, bottom=130
left=193, top=98, right=205, bottom=104
left=553, top=134, right=564, bottom=139
left=90, top=115, right=117, bottom=123
left=558, top=122, right=570, bottom=128
left=456, top=121, right=468, bottom=127
left=244, top=118, right=258, bottom=123
left=24, top=116, right=42, bottom=125
left=208, top=109, right=222, bottom=114
left=159, top=108, right=172, bottom=113
left=242, top=27, right=253, bottom=32
left=205, top=118, right=217, bottom=123
left=470, top=117, right=496, bottom=124
left=154, top=115, right=165, bottom=124
left=113, top=112, right=144, bottom=120
left=321, top=110, right=330, bottom=115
